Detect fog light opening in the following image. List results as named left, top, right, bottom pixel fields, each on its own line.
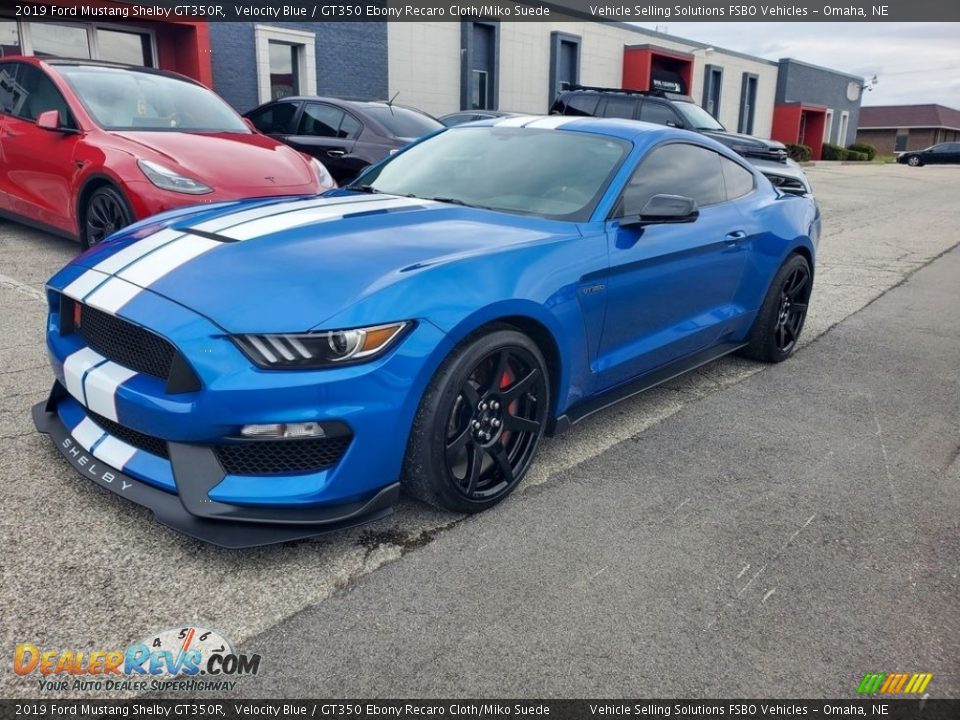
left=240, top=422, right=327, bottom=439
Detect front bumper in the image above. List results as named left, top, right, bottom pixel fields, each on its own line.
left=33, top=389, right=399, bottom=548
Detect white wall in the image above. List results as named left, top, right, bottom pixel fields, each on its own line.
left=387, top=21, right=778, bottom=137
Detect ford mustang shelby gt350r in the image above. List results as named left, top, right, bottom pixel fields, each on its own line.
left=33, top=117, right=820, bottom=547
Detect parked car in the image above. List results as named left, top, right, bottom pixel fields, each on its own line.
left=0, top=57, right=334, bottom=249
left=440, top=110, right=520, bottom=126
left=34, top=117, right=819, bottom=546
left=897, top=142, right=960, bottom=166
left=244, top=97, right=443, bottom=184
left=550, top=85, right=788, bottom=163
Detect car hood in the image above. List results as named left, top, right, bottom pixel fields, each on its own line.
left=701, top=129, right=786, bottom=150
left=71, top=194, right=575, bottom=333
left=108, top=131, right=318, bottom=191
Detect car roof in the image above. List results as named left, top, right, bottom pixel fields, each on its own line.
left=269, top=96, right=427, bottom=112
left=2, top=55, right=196, bottom=83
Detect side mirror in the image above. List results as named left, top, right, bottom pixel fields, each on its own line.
left=36, top=110, right=61, bottom=131
left=620, top=194, right=699, bottom=227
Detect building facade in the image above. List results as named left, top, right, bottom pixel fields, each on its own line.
left=388, top=21, right=780, bottom=138
left=771, top=58, right=864, bottom=160
left=856, top=104, right=960, bottom=155
left=2, top=7, right=862, bottom=152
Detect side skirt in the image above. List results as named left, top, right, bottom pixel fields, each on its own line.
left=548, top=342, right=747, bottom=436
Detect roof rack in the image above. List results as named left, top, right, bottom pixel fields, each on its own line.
left=560, top=82, right=674, bottom=98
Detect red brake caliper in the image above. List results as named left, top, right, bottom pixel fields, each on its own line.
left=500, top=367, right=516, bottom=444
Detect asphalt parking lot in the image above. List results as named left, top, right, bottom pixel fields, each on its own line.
left=1, top=163, right=958, bottom=699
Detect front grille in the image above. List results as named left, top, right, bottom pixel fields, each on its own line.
left=214, top=437, right=352, bottom=476
left=86, top=409, right=170, bottom=459
left=78, top=304, right=177, bottom=381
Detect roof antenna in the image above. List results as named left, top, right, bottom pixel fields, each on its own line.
left=386, top=91, right=399, bottom=114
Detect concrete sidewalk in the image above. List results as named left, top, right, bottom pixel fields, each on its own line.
left=230, top=246, right=960, bottom=698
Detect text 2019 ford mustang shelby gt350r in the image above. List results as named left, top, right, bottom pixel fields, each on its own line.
left=34, top=117, right=820, bottom=547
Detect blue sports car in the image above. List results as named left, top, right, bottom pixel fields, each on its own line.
left=33, top=117, right=820, bottom=547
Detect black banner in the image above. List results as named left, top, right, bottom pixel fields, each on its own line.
left=1, top=700, right=960, bottom=720
left=4, top=0, right=960, bottom=22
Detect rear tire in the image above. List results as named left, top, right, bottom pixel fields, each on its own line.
left=401, top=326, right=549, bottom=513
left=739, top=254, right=813, bottom=363
left=81, top=186, right=133, bottom=250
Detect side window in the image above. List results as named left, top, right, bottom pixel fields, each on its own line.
left=298, top=103, right=345, bottom=137
left=10, top=64, right=74, bottom=127
left=619, top=143, right=725, bottom=216
left=247, top=103, right=297, bottom=134
left=720, top=156, right=755, bottom=200
left=0, top=62, right=24, bottom=116
left=639, top=101, right=682, bottom=128
left=558, top=93, right=598, bottom=116
left=601, top=96, right=638, bottom=120
left=339, top=112, right=362, bottom=140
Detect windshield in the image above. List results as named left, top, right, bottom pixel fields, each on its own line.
left=365, top=105, right=443, bottom=139
left=673, top=102, right=725, bottom=131
left=354, top=126, right=630, bottom=222
left=57, top=66, right=248, bottom=132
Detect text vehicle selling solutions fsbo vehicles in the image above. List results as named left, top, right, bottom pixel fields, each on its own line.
left=34, top=117, right=820, bottom=547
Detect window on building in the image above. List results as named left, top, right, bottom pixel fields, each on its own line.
left=738, top=73, right=758, bottom=134
left=894, top=130, right=908, bottom=152
left=471, top=69, right=490, bottom=110
left=268, top=41, right=300, bottom=100
left=702, top=65, right=723, bottom=119
left=0, top=19, right=20, bottom=57
left=255, top=26, right=316, bottom=105
left=96, top=29, right=153, bottom=66
left=461, top=21, right=498, bottom=112
left=620, top=143, right=725, bottom=215
left=30, top=22, right=91, bottom=58
left=549, top=32, right=580, bottom=104
left=823, top=109, right=834, bottom=143
left=1, top=22, right=154, bottom=67
left=837, top=111, right=850, bottom=146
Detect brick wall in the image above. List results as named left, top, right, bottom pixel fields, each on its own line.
left=209, top=23, right=388, bottom=113
left=855, top=129, right=895, bottom=155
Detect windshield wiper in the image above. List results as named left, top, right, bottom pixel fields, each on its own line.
left=421, top=196, right=467, bottom=206
left=350, top=184, right=382, bottom=194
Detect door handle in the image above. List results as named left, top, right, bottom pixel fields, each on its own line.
left=724, top=230, right=747, bottom=245
left=326, top=149, right=346, bottom=157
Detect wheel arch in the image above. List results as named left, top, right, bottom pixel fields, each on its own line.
left=75, top=173, right=126, bottom=229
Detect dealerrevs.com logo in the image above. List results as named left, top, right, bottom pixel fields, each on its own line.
left=15, top=626, right=261, bottom=693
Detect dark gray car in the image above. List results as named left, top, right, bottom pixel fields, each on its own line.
left=244, top=97, right=443, bottom=184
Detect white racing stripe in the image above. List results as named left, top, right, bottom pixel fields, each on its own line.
left=71, top=417, right=105, bottom=452
left=84, top=277, right=143, bottom=315
left=83, top=362, right=138, bottom=422
left=191, top=194, right=380, bottom=234
left=63, top=347, right=107, bottom=405
left=93, top=228, right=185, bottom=275
left=62, top=269, right=111, bottom=302
left=220, top=196, right=427, bottom=241
left=93, top=435, right=139, bottom=469
left=525, top=116, right=580, bottom=129
left=117, top=234, right=221, bottom=288
left=495, top=115, right=541, bottom=127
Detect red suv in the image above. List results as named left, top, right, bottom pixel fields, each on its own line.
left=0, top=57, right=335, bottom=249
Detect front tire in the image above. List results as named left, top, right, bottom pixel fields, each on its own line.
left=402, top=327, right=549, bottom=513
left=82, top=186, right=133, bottom=250
left=740, top=254, right=813, bottom=363
left=907, top=155, right=922, bottom=167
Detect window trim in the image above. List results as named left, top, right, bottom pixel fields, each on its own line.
left=295, top=101, right=363, bottom=141
left=254, top=25, right=316, bottom=104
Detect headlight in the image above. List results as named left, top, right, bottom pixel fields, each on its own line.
left=137, top=159, right=212, bottom=195
left=311, top=157, right=337, bottom=190
left=233, top=322, right=410, bottom=369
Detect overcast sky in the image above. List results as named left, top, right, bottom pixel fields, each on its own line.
left=631, top=22, right=960, bottom=108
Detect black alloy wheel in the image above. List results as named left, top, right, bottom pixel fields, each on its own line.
left=83, top=186, right=133, bottom=250
left=403, top=328, right=549, bottom=513
left=740, top=253, right=813, bottom=363
left=773, top=265, right=810, bottom=355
